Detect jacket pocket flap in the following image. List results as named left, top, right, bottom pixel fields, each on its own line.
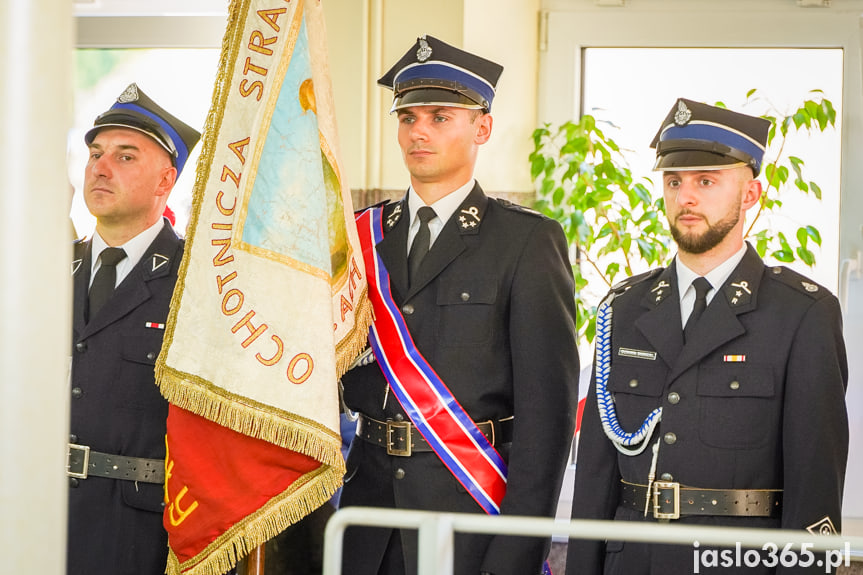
left=697, top=366, right=774, bottom=398
left=436, top=277, right=497, bottom=305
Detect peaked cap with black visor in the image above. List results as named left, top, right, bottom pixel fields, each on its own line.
left=651, top=98, right=770, bottom=177
left=85, top=83, right=201, bottom=177
left=378, top=35, right=503, bottom=113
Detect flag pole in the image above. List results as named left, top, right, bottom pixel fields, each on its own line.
left=241, top=544, right=266, bottom=575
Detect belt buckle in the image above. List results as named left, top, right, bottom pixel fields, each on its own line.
left=653, top=481, right=680, bottom=520
left=67, top=443, right=90, bottom=479
left=386, top=420, right=412, bottom=457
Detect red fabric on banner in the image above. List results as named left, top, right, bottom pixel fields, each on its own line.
left=164, top=406, right=321, bottom=568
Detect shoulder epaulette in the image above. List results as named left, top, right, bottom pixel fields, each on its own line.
left=610, top=267, right=663, bottom=295
left=354, top=199, right=389, bottom=215
left=765, top=265, right=829, bottom=299
left=493, top=197, right=544, bottom=218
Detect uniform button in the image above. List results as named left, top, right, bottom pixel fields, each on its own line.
left=147, top=352, right=156, bottom=361
left=71, top=387, right=83, bottom=399
left=460, top=292, right=470, bottom=302
left=69, top=477, right=79, bottom=488
left=394, top=468, right=406, bottom=480
left=69, top=434, right=78, bottom=443
left=663, top=432, right=677, bottom=445
left=729, top=381, right=740, bottom=390
left=75, top=341, right=87, bottom=352
left=660, top=473, right=674, bottom=481
left=628, top=379, right=639, bottom=388
left=402, top=304, right=414, bottom=315
left=394, top=413, right=404, bottom=422
left=667, top=392, right=680, bottom=404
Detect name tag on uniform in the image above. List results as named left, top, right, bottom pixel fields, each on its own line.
left=618, top=347, right=657, bottom=361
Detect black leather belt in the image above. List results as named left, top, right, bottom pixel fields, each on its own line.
left=67, top=443, right=165, bottom=484
left=621, top=480, right=782, bottom=520
left=356, top=414, right=513, bottom=457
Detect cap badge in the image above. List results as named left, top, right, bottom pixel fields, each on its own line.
left=117, top=83, right=140, bottom=104
left=673, top=100, right=692, bottom=126
left=416, top=37, right=433, bottom=63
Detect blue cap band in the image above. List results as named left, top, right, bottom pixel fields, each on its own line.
left=395, top=62, right=496, bottom=108
left=112, top=101, right=190, bottom=174
left=661, top=123, right=765, bottom=173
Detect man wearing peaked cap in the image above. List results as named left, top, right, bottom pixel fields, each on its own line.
left=68, top=83, right=200, bottom=575
left=568, top=98, right=848, bottom=575
left=340, top=35, right=579, bottom=575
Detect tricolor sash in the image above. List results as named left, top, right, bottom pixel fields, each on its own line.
left=355, top=206, right=508, bottom=514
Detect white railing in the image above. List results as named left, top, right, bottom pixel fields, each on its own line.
left=323, top=507, right=863, bottom=575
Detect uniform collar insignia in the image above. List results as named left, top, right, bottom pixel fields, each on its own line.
left=457, top=206, right=481, bottom=231
left=649, top=278, right=672, bottom=305
left=151, top=254, right=169, bottom=272
left=724, top=279, right=753, bottom=307
left=71, top=259, right=82, bottom=276
left=806, top=516, right=838, bottom=536
left=384, top=201, right=403, bottom=231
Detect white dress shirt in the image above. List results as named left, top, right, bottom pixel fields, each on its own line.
left=675, top=243, right=747, bottom=327
left=406, top=179, right=475, bottom=252
left=89, top=218, right=165, bottom=289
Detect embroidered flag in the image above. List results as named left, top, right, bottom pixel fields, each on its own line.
left=155, top=1, right=372, bottom=573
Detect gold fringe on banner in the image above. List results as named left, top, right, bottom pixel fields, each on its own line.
left=166, top=464, right=343, bottom=575
left=335, top=288, right=374, bottom=378
left=155, top=363, right=347, bottom=469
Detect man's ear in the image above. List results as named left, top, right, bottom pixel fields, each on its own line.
left=156, top=166, right=178, bottom=197
left=475, top=113, right=493, bottom=145
left=742, top=177, right=762, bottom=211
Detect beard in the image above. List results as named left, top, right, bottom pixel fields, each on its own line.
left=670, top=204, right=741, bottom=255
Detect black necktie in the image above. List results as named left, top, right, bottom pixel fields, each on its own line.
left=683, top=276, right=712, bottom=343
left=88, top=247, right=127, bottom=320
left=407, top=206, right=436, bottom=285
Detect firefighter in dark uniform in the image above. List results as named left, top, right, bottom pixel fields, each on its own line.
left=339, top=36, right=580, bottom=575
left=67, top=84, right=200, bottom=575
left=567, top=99, right=849, bottom=575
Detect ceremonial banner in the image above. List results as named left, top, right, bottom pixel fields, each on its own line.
left=155, top=1, right=371, bottom=573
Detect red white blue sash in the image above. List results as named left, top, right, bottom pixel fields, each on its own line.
left=355, top=206, right=508, bottom=514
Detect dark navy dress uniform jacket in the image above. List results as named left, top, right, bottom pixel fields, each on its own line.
left=341, top=183, right=580, bottom=575
left=68, top=219, right=183, bottom=575
left=568, top=244, right=848, bottom=575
